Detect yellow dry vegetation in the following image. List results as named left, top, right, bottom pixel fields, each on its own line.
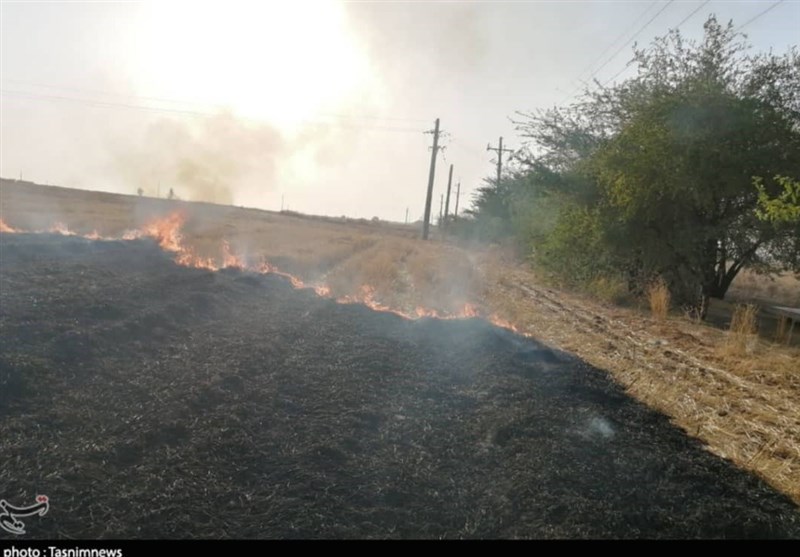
left=2, top=179, right=799, bottom=504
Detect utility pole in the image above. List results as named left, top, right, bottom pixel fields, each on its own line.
left=444, top=164, right=453, bottom=229
left=422, top=118, right=441, bottom=240
left=439, top=194, right=444, bottom=227
left=454, top=181, right=461, bottom=217
left=405, top=207, right=409, bottom=225
left=487, top=136, right=514, bottom=186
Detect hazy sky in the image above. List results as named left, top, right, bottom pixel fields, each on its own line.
left=2, top=0, right=799, bottom=221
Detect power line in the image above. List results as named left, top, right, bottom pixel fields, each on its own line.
left=422, top=118, right=441, bottom=240
left=588, top=0, right=676, bottom=83
left=449, top=137, right=490, bottom=160
left=673, top=0, right=711, bottom=30
left=559, top=1, right=659, bottom=103
left=602, top=0, right=712, bottom=87
left=737, top=0, right=786, bottom=30
left=2, top=88, right=211, bottom=117
left=560, top=1, right=676, bottom=105
left=0, top=89, right=424, bottom=133
left=487, top=136, right=514, bottom=186
left=1, top=78, right=211, bottom=110
left=1, top=78, right=429, bottom=125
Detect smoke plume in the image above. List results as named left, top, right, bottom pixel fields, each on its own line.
left=108, top=112, right=285, bottom=205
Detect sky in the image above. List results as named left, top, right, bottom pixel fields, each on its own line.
left=1, top=0, right=799, bottom=222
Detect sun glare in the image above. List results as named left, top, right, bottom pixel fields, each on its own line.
left=137, top=0, right=371, bottom=129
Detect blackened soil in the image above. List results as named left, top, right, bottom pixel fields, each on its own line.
left=0, top=234, right=798, bottom=539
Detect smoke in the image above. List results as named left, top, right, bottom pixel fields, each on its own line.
left=107, top=112, right=285, bottom=205
left=582, top=416, right=616, bottom=441
left=344, top=3, right=490, bottom=95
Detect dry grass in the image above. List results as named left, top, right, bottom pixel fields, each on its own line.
left=722, top=304, right=760, bottom=357
left=3, top=179, right=800, bottom=506
left=478, top=256, right=800, bottom=504
left=0, top=180, right=478, bottom=316
left=729, top=269, right=800, bottom=307
left=646, top=277, right=671, bottom=320
left=775, top=316, right=792, bottom=345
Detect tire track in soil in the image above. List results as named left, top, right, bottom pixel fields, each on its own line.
left=491, top=272, right=800, bottom=503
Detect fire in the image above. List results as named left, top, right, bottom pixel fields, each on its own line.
left=0, top=210, right=528, bottom=334
left=314, top=285, right=331, bottom=297
left=221, top=241, right=244, bottom=270
left=125, top=212, right=219, bottom=270
left=487, top=315, right=521, bottom=333
left=48, top=222, right=77, bottom=236
left=257, top=259, right=305, bottom=289
left=123, top=211, right=185, bottom=252
left=0, top=219, right=18, bottom=233
left=414, top=306, right=440, bottom=318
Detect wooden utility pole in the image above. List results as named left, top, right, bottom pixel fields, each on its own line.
left=454, top=181, right=461, bottom=217
left=487, top=136, right=514, bottom=186
left=422, top=118, right=441, bottom=240
left=439, top=194, right=444, bottom=227
left=444, top=164, right=453, bottom=228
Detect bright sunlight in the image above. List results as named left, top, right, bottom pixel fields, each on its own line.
left=137, top=0, right=372, bottom=129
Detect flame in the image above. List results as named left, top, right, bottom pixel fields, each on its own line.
left=414, top=306, right=440, bottom=318
left=221, top=241, right=245, bottom=269
left=257, top=259, right=305, bottom=288
left=487, top=314, right=520, bottom=333
left=124, top=211, right=185, bottom=251
left=313, top=285, right=331, bottom=297
left=0, top=211, right=529, bottom=334
left=0, top=219, right=19, bottom=233
left=48, top=222, right=77, bottom=236
left=127, top=212, right=218, bottom=270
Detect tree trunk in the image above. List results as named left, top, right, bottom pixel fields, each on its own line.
left=701, top=239, right=752, bottom=304
left=699, top=292, right=711, bottom=320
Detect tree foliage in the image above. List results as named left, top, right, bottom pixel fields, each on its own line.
left=467, top=16, right=800, bottom=317
left=756, top=176, right=800, bottom=224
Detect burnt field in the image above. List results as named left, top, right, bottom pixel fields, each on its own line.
left=1, top=233, right=799, bottom=539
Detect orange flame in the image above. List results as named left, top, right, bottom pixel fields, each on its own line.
left=124, top=212, right=185, bottom=251
left=48, top=222, right=76, bottom=236
left=0, top=211, right=530, bottom=333
left=221, top=241, right=244, bottom=270
left=487, top=314, right=521, bottom=333
left=257, top=259, right=305, bottom=288
left=313, top=285, right=331, bottom=297
left=0, top=219, right=19, bottom=233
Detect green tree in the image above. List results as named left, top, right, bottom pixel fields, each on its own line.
left=506, top=16, right=800, bottom=317
left=755, top=175, right=800, bottom=224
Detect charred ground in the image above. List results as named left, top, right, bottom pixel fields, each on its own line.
left=1, top=233, right=798, bottom=538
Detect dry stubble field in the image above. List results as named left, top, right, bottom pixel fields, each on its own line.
left=1, top=178, right=799, bottom=511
